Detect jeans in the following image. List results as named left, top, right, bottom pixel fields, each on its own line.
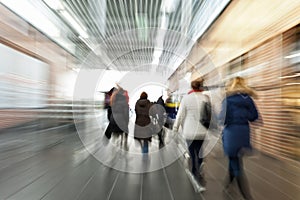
left=142, top=140, right=149, bottom=153
left=186, top=140, right=204, bottom=175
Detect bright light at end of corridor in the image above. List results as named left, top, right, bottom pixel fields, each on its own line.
left=129, top=83, right=167, bottom=109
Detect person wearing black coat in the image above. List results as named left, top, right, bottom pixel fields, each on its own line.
left=219, top=76, right=259, bottom=200
left=150, top=96, right=166, bottom=147
left=105, top=87, right=129, bottom=148
left=134, top=92, right=152, bottom=153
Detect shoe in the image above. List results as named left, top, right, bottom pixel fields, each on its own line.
left=236, top=175, right=253, bottom=200
left=224, top=176, right=234, bottom=189
left=197, top=162, right=205, bottom=182
left=196, top=185, right=206, bottom=193
left=199, top=162, right=205, bottom=175
left=159, top=141, right=165, bottom=147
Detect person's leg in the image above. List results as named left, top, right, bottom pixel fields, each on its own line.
left=194, top=140, right=205, bottom=181
left=123, top=132, right=129, bottom=150
left=187, top=140, right=197, bottom=175
left=158, top=129, right=164, bottom=147
left=225, top=156, right=236, bottom=188
left=105, top=123, right=112, bottom=139
left=236, top=156, right=253, bottom=199
left=143, top=139, right=149, bottom=153
left=194, top=140, right=204, bottom=169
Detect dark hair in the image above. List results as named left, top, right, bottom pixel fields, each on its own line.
left=140, top=92, right=148, bottom=99
left=191, top=79, right=203, bottom=90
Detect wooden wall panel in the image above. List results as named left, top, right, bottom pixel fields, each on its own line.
left=217, top=25, right=300, bottom=162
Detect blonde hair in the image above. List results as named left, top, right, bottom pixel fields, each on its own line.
left=226, top=76, right=257, bottom=98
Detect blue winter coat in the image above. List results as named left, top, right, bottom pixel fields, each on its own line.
left=219, top=93, right=258, bottom=157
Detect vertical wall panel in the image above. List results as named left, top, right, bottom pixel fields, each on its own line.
left=218, top=25, right=300, bottom=162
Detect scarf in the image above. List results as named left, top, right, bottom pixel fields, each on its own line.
left=188, top=89, right=203, bottom=94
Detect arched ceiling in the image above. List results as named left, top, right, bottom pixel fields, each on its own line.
left=1, top=0, right=230, bottom=77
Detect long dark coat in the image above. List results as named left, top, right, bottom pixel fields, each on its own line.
left=219, top=93, right=258, bottom=157
left=108, top=90, right=129, bottom=134
left=134, top=99, right=152, bottom=140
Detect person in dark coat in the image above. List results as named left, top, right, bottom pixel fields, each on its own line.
left=134, top=92, right=152, bottom=153
left=110, top=88, right=129, bottom=133
left=219, top=76, right=259, bottom=200
left=153, top=96, right=166, bottom=147
left=104, top=87, right=116, bottom=125
left=104, top=87, right=116, bottom=109
left=105, top=87, right=129, bottom=148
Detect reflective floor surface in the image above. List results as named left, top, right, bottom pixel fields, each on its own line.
left=0, top=118, right=299, bottom=200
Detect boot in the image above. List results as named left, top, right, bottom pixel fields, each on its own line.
left=224, top=172, right=234, bottom=189
left=236, top=175, right=253, bottom=200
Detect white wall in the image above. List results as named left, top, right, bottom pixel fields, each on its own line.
left=0, top=43, right=49, bottom=108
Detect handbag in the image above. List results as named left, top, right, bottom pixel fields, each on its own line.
left=200, top=96, right=211, bottom=129
left=150, top=116, right=162, bottom=134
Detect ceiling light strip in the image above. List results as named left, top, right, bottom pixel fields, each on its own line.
left=148, top=0, right=153, bottom=28
left=192, top=0, right=230, bottom=41
left=119, top=0, right=130, bottom=30
left=132, top=0, right=139, bottom=68
left=86, top=0, right=106, bottom=42
left=106, top=1, right=123, bottom=59
left=105, top=1, right=123, bottom=61
left=169, top=1, right=181, bottom=31
left=137, top=0, right=143, bottom=66
left=153, top=0, right=160, bottom=29
left=120, top=1, right=135, bottom=60
left=150, top=0, right=159, bottom=66
left=188, top=0, right=207, bottom=37
left=112, top=0, right=124, bottom=33
left=120, top=0, right=134, bottom=69
left=190, top=0, right=205, bottom=36
left=63, top=0, right=89, bottom=38
left=80, top=0, right=103, bottom=43
left=84, top=0, right=117, bottom=67
left=167, top=6, right=182, bottom=56
left=105, top=1, right=118, bottom=38
left=124, top=0, right=134, bottom=30
left=89, top=0, right=106, bottom=39
left=124, top=0, right=134, bottom=69
left=145, top=0, right=150, bottom=69
left=110, top=2, right=126, bottom=55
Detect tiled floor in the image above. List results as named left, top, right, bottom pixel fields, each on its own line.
left=0, top=118, right=299, bottom=200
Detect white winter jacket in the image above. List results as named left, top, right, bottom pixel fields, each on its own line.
left=173, top=91, right=208, bottom=140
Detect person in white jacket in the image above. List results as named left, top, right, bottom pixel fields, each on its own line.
left=173, top=78, right=208, bottom=179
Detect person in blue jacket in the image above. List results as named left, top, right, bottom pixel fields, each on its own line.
left=219, top=76, right=259, bottom=200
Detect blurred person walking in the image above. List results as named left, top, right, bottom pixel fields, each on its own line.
left=104, top=87, right=116, bottom=139
left=150, top=95, right=166, bottom=148
left=219, top=76, right=259, bottom=200
left=105, top=86, right=129, bottom=149
left=134, top=92, right=152, bottom=154
left=173, top=78, right=208, bottom=183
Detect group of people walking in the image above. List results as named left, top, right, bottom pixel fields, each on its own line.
left=104, top=76, right=259, bottom=200
left=104, top=87, right=165, bottom=153
left=173, top=77, right=259, bottom=199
